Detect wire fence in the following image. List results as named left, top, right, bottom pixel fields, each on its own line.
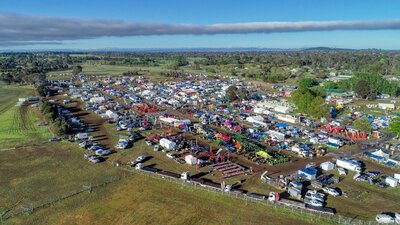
left=0, top=170, right=382, bottom=225
left=136, top=170, right=382, bottom=225
left=0, top=172, right=135, bottom=223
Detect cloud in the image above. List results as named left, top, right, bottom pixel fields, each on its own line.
left=1, top=12, right=400, bottom=46
left=0, top=41, right=63, bottom=46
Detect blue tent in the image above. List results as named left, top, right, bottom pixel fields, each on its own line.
left=276, top=122, right=288, bottom=127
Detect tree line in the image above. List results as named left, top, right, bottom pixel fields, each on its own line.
left=324, top=72, right=400, bottom=99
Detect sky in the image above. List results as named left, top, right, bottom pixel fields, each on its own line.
left=1, top=0, right=400, bottom=50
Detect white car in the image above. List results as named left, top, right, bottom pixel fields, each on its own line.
left=85, top=155, right=101, bottom=164
left=89, top=144, right=102, bottom=151
left=305, top=190, right=325, bottom=202
left=95, top=149, right=111, bottom=156
left=153, top=145, right=160, bottom=151
left=115, top=139, right=129, bottom=149
left=322, top=187, right=340, bottom=197
left=136, top=155, right=146, bottom=162
left=305, top=199, right=323, bottom=207
left=166, top=153, right=176, bottom=159
left=376, top=213, right=396, bottom=224
left=145, top=140, right=152, bottom=146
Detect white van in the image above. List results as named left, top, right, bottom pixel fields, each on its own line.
left=376, top=213, right=395, bottom=224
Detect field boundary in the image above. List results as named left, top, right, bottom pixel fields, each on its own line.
left=0, top=167, right=382, bottom=225
left=135, top=169, right=381, bottom=225
left=0, top=172, right=136, bottom=223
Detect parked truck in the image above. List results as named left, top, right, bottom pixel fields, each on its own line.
left=268, top=192, right=305, bottom=209
left=336, top=158, right=362, bottom=172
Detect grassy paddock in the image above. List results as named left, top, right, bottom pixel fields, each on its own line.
left=325, top=170, right=400, bottom=220
left=0, top=141, right=123, bottom=213
left=0, top=85, right=33, bottom=114
left=7, top=174, right=336, bottom=225
left=0, top=106, right=51, bottom=148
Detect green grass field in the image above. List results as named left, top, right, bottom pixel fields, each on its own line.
left=48, top=63, right=168, bottom=81
left=0, top=85, right=32, bottom=114
left=0, top=106, right=52, bottom=148
left=0, top=85, right=50, bottom=148
left=325, top=169, right=400, bottom=220
left=0, top=142, right=123, bottom=210
left=7, top=174, right=336, bottom=225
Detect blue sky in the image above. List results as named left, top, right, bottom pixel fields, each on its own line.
left=1, top=0, right=400, bottom=50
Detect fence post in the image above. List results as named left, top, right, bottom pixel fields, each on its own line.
left=83, top=184, right=92, bottom=193
left=21, top=204, right=33, bottom=215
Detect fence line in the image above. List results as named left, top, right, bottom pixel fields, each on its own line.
left=0, top=172, right=135, bottom=222
left=1, top=169, right=381, bottom=225
left=135, top=170, right=380, bottom=225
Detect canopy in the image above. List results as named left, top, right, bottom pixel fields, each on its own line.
left=256, top=150, right=271, bottom=159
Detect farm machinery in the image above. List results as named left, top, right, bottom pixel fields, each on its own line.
left=323, top=124, right=368, bottom=140
left=323, top=124, right=347, bottom=135
left=135, top=103, right=158, bottom=114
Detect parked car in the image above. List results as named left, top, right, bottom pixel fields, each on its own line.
left=154, top=145, right=160, bottom=151
left=166, top=153, right=176, bottom=159
left=115, top=139, right=129, bottom=149
left=378, top=182, right=388, bottom=188
left=89, top=144, right=102, bottom=151
left=79, top=141, right=92, bottom=148
left=136, top=155, right=146, bottom=162
left=139, top=126, right=151, bottom=131
left=396, top=213, right=400, bottom=224
left=145, top=139, right=152, bottom=146
left=305, top=190, right=325, bottom=202
left=375, top=213, right=396, bottom=224
left=49, top=136, right=61, bottom=142
left=322, top=187, right=340, bottom=197
left=305, top=199, right=323, bottom=207
left=84, top=154, right=101, bottom=164
left=95, top=149, right=111, bottom=156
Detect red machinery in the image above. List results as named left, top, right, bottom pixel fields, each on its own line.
left=323, top=124, right=347, bottom=135
left=148, top=134, right=162, bottom=143
left=196, top=150, right=226, bottom=167
left=344, top=130, right=368, bottom=140
left=215, top=133, right=230, bottom=142
left=231, top=125, right=245, bottom=133
left=266, top=140, right=276, bottom=146
left=135, top=103, right=158, bottom=114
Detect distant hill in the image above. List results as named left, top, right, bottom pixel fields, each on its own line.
left=1, top=47, right=392, bottom=53
left=302, top=47, right=356, bottom=52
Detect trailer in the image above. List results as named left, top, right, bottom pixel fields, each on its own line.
left=336, top=158, right=362, bottom=172
left=158, top=170, right=181, bottom=179
left=328, top=137, right=343, bottom=146
left=268, top=192, right=305, bottom=209
left=245, top=193, right=266, bottom=201
left=306, top=205, right=335, bottom=215
left=159, top=138, right=177, bottom=150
